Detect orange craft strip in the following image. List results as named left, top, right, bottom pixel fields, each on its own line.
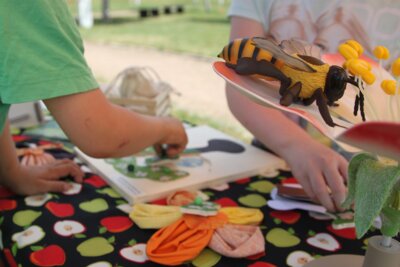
left=146, top=213, right=228, bottom=266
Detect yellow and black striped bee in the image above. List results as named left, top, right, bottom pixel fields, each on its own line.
left=218, top=37, right=359, bottom=127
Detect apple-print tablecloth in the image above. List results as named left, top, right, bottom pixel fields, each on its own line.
left=1, top=135, right=398, bottom=267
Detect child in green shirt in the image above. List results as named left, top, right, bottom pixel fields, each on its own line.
left=0, top=1, right=188, bottom=195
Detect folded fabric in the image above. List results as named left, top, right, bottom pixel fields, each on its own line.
left=220, top=207, right=264, bottom=225
left=129, top=204, right=182, bottom=229
left=208, top=224, right=265, bottom=258
left=146, top=213, right=228, bottom=266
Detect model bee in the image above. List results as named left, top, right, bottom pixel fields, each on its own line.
left=218, top=37, right=360, bottom=127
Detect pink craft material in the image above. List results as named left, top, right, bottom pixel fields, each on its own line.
left=208, top=224, right=265, bottom=258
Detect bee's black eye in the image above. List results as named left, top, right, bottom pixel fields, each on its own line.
left=325, top=66, right=348, bottom=102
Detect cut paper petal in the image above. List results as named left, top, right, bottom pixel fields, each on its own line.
left=146, top=217, right=214, bottom=266
left=220, top=207, right=263, bottom=225
left=129, top=204, right=182, bottom=229
left=208, top=224, right=265, bottom=258
left=337, top=122, right=400, bottom=161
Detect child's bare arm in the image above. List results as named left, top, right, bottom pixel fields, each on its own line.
left=225, top=16, right=348, bottom=212
left=44, top=89, right=188, bottom=158
left=0, top=121, right=84, bottom=195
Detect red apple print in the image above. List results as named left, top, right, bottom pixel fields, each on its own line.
left=3, top=248, right=18, bottom=267
left=84, top=175, right=108, bottom=188
left=151, top=198, right=167, bottom=205
left=270, top=211, right=301, bottom=224
left=246, top=251, right=266, bottom=260
left=45, top=202, right=74, bottom=218
left=248, top=262, right=277, bottom=267
left=30, top=245, right=66, bottom=266
left=0, top=187, right=15, bottom=198
left=236, top=177, right=251, bottom=184
left=0, top=199, right=17, bottom=211
left=214, top=197, right=238, bottom=207
left=12, top=135, right=28, bottom=142
left=100, top=216, right=133, bottom=233
left=281, top=177, right=299, bottom=184
left=327, top=225, right=356, bottom=240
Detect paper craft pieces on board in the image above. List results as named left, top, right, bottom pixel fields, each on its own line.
left=277, top=183, right=312, bottom=202
left=129, top=204, right=182, bottom=229
left=208, top=224, right=265, bottom=258
left=75, top=125, right=284, bottom=204
left=269, top=187, right=328, bottom=214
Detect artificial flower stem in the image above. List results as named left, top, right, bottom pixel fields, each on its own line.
left=381, top=235, right=392, bottom=248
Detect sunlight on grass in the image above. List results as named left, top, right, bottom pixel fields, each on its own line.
left=71, top=0, right=231, bottom=57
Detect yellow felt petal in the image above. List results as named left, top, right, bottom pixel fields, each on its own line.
left=220, top=207, right=264, bottom=225
left=130, top=204, right=182, bottom=229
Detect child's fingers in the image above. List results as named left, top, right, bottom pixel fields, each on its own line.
left=299, top=176, right=316, bottom=202
left=46, top=160, right=84, bottom=183
left=309, top=170, right=335, bottom=212
left=41, top=180, right=71, bottom=193
left=324, top=167, right=346, bottom=211
left=166, top=145, right=183, bottom=157
left=339, top=157, right=348, bottom=183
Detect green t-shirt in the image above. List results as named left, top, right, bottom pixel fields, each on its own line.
left=0, top=1, right=98, bottom=134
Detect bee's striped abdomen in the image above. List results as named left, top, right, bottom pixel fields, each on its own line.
left=218, top=38, right=284, bottom=69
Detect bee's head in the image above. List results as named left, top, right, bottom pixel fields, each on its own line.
left=324, top=66, right=351, bottom=103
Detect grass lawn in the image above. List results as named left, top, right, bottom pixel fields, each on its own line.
left=70, top=0, right=231, bottom=57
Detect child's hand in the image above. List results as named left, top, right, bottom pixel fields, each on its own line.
left=157, top=117, right=188, bottom=158
left=282, top=139, right=348, bottom=212
left=4, top=159, right=84, bottom=195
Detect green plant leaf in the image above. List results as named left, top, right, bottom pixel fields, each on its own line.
left=352, top=157, right=400, bottom=238
left=99, top=227, right=107, bottom=234
left=342, top=153, right=375, bottom=209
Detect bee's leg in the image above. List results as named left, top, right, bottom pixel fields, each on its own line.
left=303, top=96, right=316, bottom=106
left=280, top=82, right=302, bottom=106
left=313, top=88, right=338, bottom=127
left=234, top=58, right=291, bottom=93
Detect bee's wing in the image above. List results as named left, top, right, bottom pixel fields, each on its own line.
left=252, top=37, right=315, bottom=73
left=280, top=39, right=322, bottom=59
